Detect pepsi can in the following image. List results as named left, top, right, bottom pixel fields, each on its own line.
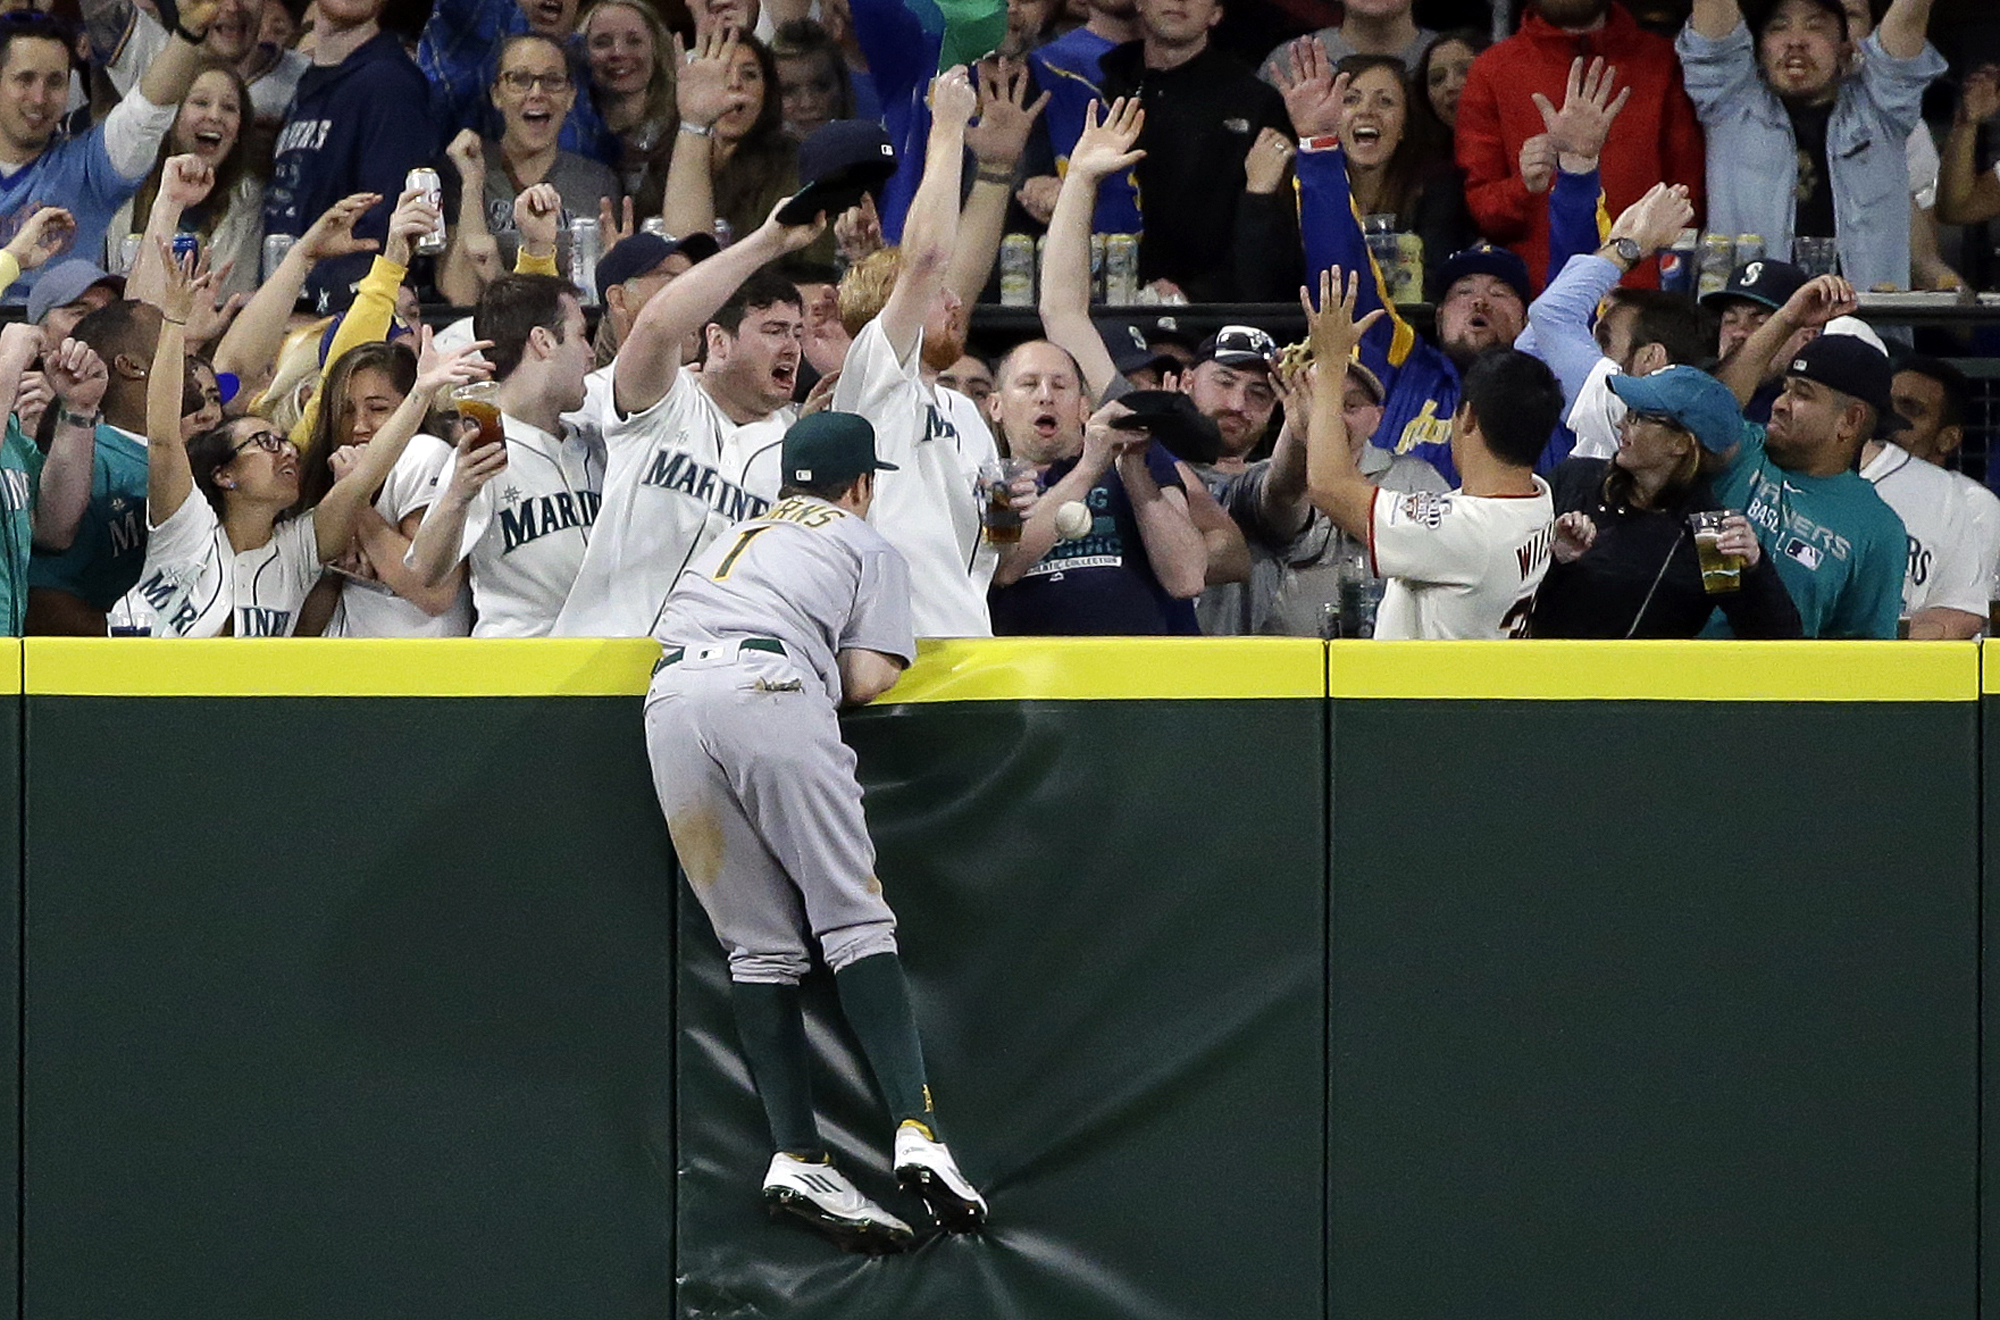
left=169, top=232, right=199, bottom=267
left=1659, top=227, right=1698, bottom=297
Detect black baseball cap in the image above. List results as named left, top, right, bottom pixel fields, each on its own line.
left=776, top=120, right=898, bottom=225
left=1701, top=258, right=1808, bottom=313
left=1109, top=390, right=1225, bottom=464
left=1784, top=335, right=1907, bottom=436
left=1195, top=324, right=1278, bottom=373
left=783, top=410, right=899, bottom=485
left=1101, top=320, right=1182, bottom=378
left=594, top=231, right=719, bottom=303
left=1435, top=241, right=1532, bottom=306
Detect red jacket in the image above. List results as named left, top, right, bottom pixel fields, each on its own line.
left=1454, top=3, right=1704, bottom=288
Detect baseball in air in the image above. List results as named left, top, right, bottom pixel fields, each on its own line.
left=1055, top=501, right=1092, bottom=540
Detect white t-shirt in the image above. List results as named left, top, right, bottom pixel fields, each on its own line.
left=554, top=371, right=788, bottom=637
left=830, top=319, right=999, bottom=638
left=1861, top=442, right=1988, bottom=618
left=127, top=492, right=322, bottom=637
left=416, top=411, right=606, bottom=637
left=1369, top=481, right=1555, bottom=640
left=327, top=435, right=472, bottom=638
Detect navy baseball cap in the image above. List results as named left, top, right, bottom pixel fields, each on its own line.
left=783, top=410, right=899, bottom=485
left=1196, top=324, right=1278, bottom=372
left=777, top=119, right=898, bottom=225
left=1700, top=258, right=1808, bottom=313
left=1607, top=365, right=1747, bottom=453
left=1784, top=334, right=1907, bottom=436
left=1101, top=320, right=1182, bottom=377
left=1435, top=242, right=1531, bottom=306
left=28, top=259, right=123, bottom=325
left=594, top=231, right=719, bottom=303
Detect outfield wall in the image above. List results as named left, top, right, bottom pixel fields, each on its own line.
left=2, top=639, right=1984, bottom=1319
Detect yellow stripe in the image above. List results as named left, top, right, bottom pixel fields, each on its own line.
left=1333, top=640, right=1977, bottom=702
left=25, top=638, right=660, bottom=697
left=889, top=638, right=1325, bottom=703
left=0, top=639, right=19, bottom=695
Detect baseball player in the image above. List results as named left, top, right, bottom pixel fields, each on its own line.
left=1301, top=269, right=1563, bottom=639
left=552, top=199, right=825, bottom=637
left=645, top=410, right=986, bottom=1253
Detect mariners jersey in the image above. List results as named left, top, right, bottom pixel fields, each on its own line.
left=1953, top=472, right=2000, bottom=614
left=126, top=493, right=322, bottom=637
left=1707, top=425, right=1904, bottom=639
left=831, top=319, right=999, bottom=638
left=0, top=418, right=43, bottom=635
left=28, top=422, right=148, bottom=609
left=1860, top=442, right=1988, bottom=619
left=327, top=434, right=471, bottom=638
left=1368, top=480, right=1555, bottom=639
left=554, top=371, right=787, bottom=638
left=658, top=495, right=916, bottom=706
left=419, top=410, right=605, bottom=637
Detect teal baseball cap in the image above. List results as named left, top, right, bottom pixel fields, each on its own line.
left=1607, top=365, right=1748, bottom=453
left=783, top=411, right=899, bottom=485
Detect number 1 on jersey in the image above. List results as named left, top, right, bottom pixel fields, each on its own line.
left=713, top=526, right=771, bottom=580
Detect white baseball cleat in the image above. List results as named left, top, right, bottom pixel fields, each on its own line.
left=761, top=1153, right=915, bottom=1254
left=893, top=1122, right=988, bottom=1232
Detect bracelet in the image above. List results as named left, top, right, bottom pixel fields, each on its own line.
left=975, top=166, right=1014, bottom=186
left=56, top=408, right=99, bottom=430
left=162, top=316, right=186, bottom=325
left=679, top=121, right=713, bottom=138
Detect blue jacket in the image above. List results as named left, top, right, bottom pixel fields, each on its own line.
left=1028, top=27, right=1141, bottom=236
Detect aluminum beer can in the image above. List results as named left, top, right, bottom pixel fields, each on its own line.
left=1659, top=227, right=1699, bottom=297
left=1696, top=231, right=1735, bottom=299
left=1104, top=233, right=1138, bottom=305
left=169, top=232, right=199, bottom=267
left=1733, top=233, right=1765, bottom=267
left=406, top=167, right=447, bottom=256
left=640, top=217, right=667, bottom=237
left=569, top=216, right=602, bottom=306
left=261, top=233, right=296, bottom=283
left=998, top=233, right=1033, bottom=306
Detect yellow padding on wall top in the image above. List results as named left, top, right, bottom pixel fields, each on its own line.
left=892, top=637, right=1326, bottom=702
left=0, top=639, right=20, bottom=695
left=1336, top=640, right=1978, bottom=702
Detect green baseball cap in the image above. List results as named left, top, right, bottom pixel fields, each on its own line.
left=782, top=411, right=899, bottom=485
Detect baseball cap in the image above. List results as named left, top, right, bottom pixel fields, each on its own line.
left=1783, top=335, right=1907, bottom=437
left=783, top=410, right=899, bottom=485
left=1195, top=325, right=1278, bottom=372
left=1435, top=241, right=1531, bottom=306
left=1820, top=313, right=1886, bottom=355
left=1606, top=365, right=1746, bottom=453
left=1344, top=357, right=1386, bottom=405
left=28, top=259, right=123, bottom=326
left=594, top=231, right=719, bottom=304
left=1101, top=320, right=1181, bottom=378
left=776, top=119, right=898, bottom=225
left=1109, top=389, right=1225, bottom=464
left=1700, top=258, right=1808, bottom=313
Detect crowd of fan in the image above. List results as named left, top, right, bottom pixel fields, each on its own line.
left=0, top=0, right=1992, bottom=640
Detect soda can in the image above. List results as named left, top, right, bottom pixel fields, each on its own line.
left=261, top=233, right=296, bottom=283
left=1659, top=227, right=1699, bottom=297
left=169, top=232, right=199, bottom=267
left=1104, top=233, right=1139, bottom=305
left=568, top=216, right=602, bottom=306
left=1733, top=233, right=1765, bottom=267
left=998, top=233, right=1033, bottom=307
left=1089, top=232, right=1106, bottom=304
left=1696, top=231, right=1735, bottom=299
left=713, top=217, right=734, bottom=248
left=114, top=233, right=142, bottom=277
left=640, top=217, right=667, bottom=237
left=405, top=167, right=447, bottom=257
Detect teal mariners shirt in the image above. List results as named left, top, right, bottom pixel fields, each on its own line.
left=0, top=417, right=44, bottom=634
left=1703, top=425, right=1905, bottom=639
left=27, top=422, right=147, bottom=611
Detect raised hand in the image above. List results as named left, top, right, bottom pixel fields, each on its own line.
left=1300, top=266, right=1385, bottom=369
left=928, top=64, right=978, bottom=131
left=1960, top=64, right=2000, bottom=126
left=514, top=183, right=562, bottom=256
left=154, top=236, right=214, bottom=325
left=1780, top=273, right=1859, bottom=329
left=598, top=195, right=638, bottom=247
left=1068, top=96, right=1146, bottom=181
left=757, top=192, right=829, bottom=253
left=159, top=153, right=216, bottom=209
left=675, top=27, right=746, bottom=128
left=13, top=371, right=49, bottom=435
left=1553, top=510, right=1597, bottom=564
left=3, top=205, right=73, bottom=271
left=1609, top=181, right=1695, bottom=255
left=1015, top=174, right=1060, bottom=223
left=1273, top=38, right=1342, bottom=140
left=833, top=192, right=884, bottom=264
left=1532, top=57, right=1630, bottom=171
left=965, top=57, right=1050, bottom=169
left=186, top=284, right=247, bottom=345
left=297, top=192, right=383, bottom=263
left=1518, top=133, right=1558, bottom=194
left=445, top=129, right=486, bottom=181
left=414, top=324, right=495, bottom=399
left=1244, top=126, right=1296, bottom=195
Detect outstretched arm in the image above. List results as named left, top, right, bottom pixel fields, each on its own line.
left=1938, top=67, right=2000, bottom=226
left=877, top=67, right=976, bottom=359
left=1038, top=97, right=1145, bottom=401
left=660, top=28, right=747, bottom=241
left=145, top=247, right=209, bottom=524
left=1717, top=274, right=1854, bottom=406
left=1875, top=0, right=1936, bottom=61
left=1687, top=0, right=1742, bottom=40
left=1302, top=268, right=1387, bottom=540
left=949, top=58, right=1048, bottom=307
left=35, top=337, right=108, bottom=552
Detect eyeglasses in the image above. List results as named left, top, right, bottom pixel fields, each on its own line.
left=498, top=70, right=573, bottom=93
left=231, top=430, right=296, bottom=456
left=1627, top=411, right=1686, bottom=431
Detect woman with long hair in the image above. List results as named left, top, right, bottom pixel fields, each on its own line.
left=112, top=66, right=263, bottom=297
left=132, top=253, right=488, bottom=638
left=1407, top=28, right=1490, bottom=160
left=1332, top=52, right=1478, bottom=282
left=1532, top=366, right=1801, bottom=639
left=582, top=0, right=679, bottom=218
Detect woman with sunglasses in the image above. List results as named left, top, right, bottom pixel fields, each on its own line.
left=1531, top=366, right=1802, bottom=639
left=130, top=253, right=490, bottom=638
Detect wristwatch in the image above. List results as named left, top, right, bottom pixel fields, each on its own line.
left=1603, top=237, right=1643, bottom=271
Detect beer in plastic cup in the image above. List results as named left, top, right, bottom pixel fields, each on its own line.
left=451, top=381, right=506, bottom=470
left=1689, top=509, right=1744, bottom=593
left=979, top=459, right=1034, bottom=544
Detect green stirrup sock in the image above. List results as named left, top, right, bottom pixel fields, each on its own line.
left=729, top=980, right=825, bottom=1160
left=833, top=952, right=937, bottom=1135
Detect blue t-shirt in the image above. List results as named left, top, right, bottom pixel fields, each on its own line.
left=1703, top=424, right=1904, bottom=639
left=989, top=440, right=1197, bottom=635
left=28, top=423, right=147, bottom=610
left=0, top=128, right=139, bottom=306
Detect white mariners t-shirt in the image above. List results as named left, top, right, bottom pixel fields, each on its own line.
left=554, top=371, right=789, bottom=637
left=417, top=411, right=606, bottom=637
left=128, top=492, right=323, bottom=637
left=1952, top=472, right=2000, bottom=609
left=1369, top=480, right=1555, bottom=639
left=327, top=435, right=472, bottom=638
left=1861, top=442, right=1988, bottom=619
left=831, top=319, right=999, bottom=638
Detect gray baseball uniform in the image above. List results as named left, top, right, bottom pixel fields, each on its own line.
left=645, top=495, right=917, bottom=984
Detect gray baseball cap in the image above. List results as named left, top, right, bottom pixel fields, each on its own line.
left=28, top=258, right=123, bottom=326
